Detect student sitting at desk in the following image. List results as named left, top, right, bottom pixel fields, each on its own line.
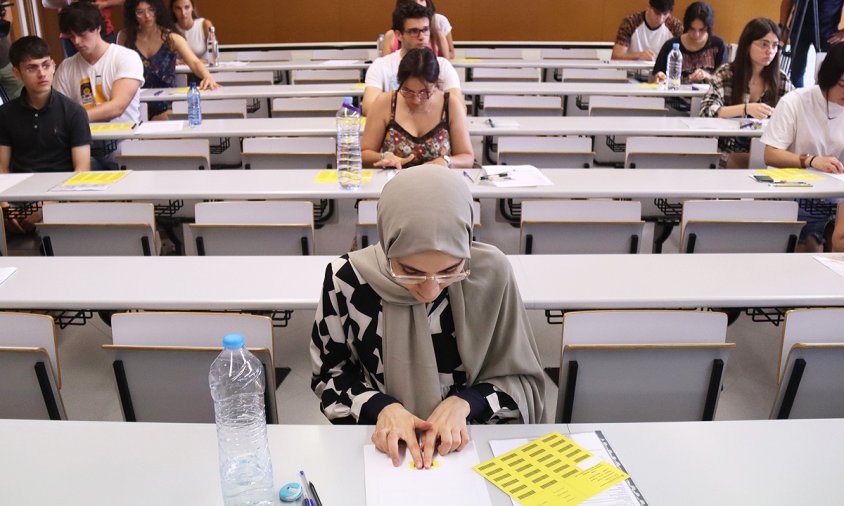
left=362, top=48, right=473, bottom=170
left=700, top=18, right=793, bottom=168
left=763, top=42, right=844, bottom=252
left=118, top=0, right=219, bottom=121
left=612, top=0, right=683, bottom=61
left=170, top=0, right=215, bottom=61
left=380, top=0, right=452, bottom=59
left=362, top=2, right=460, bottom=115
left=653, top=2, right=728, bottom=84
left=311, top=165, right=545, bottom=469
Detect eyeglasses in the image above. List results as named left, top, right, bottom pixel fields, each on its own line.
left=402, top=26, right=430, bottom=37
left=21, top=60, right=54, bottom=75
left=388, top=260, right=470, bottom=285
left=399, top=86, right=435, bottom=100
left=753, top=40, right=781, bottom=51
left=135, top=7, right=156, bottom=16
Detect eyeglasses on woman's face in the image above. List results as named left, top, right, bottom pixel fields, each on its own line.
left=752, top=39, right=781, bottom=52
left=135, top=6, right=156, bottom=17
left=399, top=85, right=436, bottom=101
left=389, top=259, right=469, bottom=286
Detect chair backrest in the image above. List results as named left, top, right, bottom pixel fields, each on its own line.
left=291, top=69, right=361, bottom=84
left=680, top=199, right=803, bottom=253
left=520, top=200, right=643, bottom=254
left=272, top=97, right=344, bottom=118
left=242, top=136, right=336, bottom=170
left=561, top=68, right=628, bottom=83
left=471, top=67, right=541, bottom=82
left=0, top=312, right=60, bottom=385
left=105, top=345, right=277, bottom=423
left=498, top=136, right=593, bottom=168
left=117, top=139, right=211, bottom=171
left=482, top=95, right=562, bottom=117
left=229, top=50, right=292, bottom=62
left=190, top=200, right=315, bottom=255
left=624, top=136, right=720, bottom=169
left=208, top=71, right=274, bottom=86
left=540, top=48, right=602, bottom=60
left=0, top=348, right=66, bottom=420
left=776, top=308, right=844, bottom=380
left=310, top=49, right=370, bottom=60
left=588, top=96, right=667, bottom=116
left=39, top=202, right=157, bottom=256
left=771, top=343, right=844, bottom=419
left=557, top=310, right=731, bottom=423
left=172, top=98, right=248, bottom=120
left=357, top=200, right=480, bottom=248
left=463, top=48, right=524, bottom=59
left=748, top=137, right=767, bottom=169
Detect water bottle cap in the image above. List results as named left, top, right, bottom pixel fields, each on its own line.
left=342, top=96, right=353, bottom=105
left=672, top=42, right=680, bottom=49
left=222, top=333, right=245, bottom=349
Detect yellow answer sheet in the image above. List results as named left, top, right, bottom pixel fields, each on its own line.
left=474, top=432, right=628, bottom=506
left=755, top=168, right=823, bottom=181
left=314, top=169, right=373, bottom=183
left=89, top=122, right=134, bottom=132
left=62, top=171, right=130, bottom=186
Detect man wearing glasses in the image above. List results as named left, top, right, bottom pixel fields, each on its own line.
left=612, top=0, right=683, bottom=61
left=362, top=2, right=460, bottom=114
left=0, top=36, right=90, bottom=174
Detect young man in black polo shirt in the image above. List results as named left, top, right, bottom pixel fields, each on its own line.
left=0, top=36, right=91, bottom=174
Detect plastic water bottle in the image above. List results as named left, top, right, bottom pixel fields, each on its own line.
left=376, top=33, right=384, bottom=55
left=667, top=42, right=683, bottom=91
left=187, top=82, right=202, bottom=128
left=207, top=26, right=219, bottom=67
left=209, top=333, right=274, bottom=506
left=336, top=97, right=362, bottom=190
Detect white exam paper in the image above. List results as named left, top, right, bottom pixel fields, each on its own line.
left=319, top=59, right=360, bottom=66
left=364, top=441, right=492, bottom=506
left=814, top=255, right=844, bottom=279
left=135, top=121, right=186, bottom=134
left=481, top=165, right=553, bottom=188
left=0, top=267, right=16, bottom=286
left=681, top=118, right=741, bottom=130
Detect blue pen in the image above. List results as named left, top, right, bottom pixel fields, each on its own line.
left=299, top=470, right=314, bottom=506
left=154, top=90, right=164, bottom=96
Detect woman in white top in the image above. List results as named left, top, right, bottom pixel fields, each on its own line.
left=169, top=0, right=214, bottom=60
left=382, top=0, right=453, bottom=59
left=762, top=42, right=844, bottom=252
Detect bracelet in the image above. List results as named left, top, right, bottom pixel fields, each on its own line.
left=807, top=156, right=816, bottom=169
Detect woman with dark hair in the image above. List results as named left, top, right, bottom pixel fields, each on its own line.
left=118, top=0, right=218, bottom=119
left=169, top=0, right=215, bottom=60
left=653, top=1, right=728, bottom=83
left=362, top=48, right=473, bottom=170
left=380, top=0, right=452, bottom=59
left=763, top=42, right=844, bottom=251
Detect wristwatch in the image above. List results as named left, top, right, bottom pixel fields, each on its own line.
left=443, top=155, right=452, bottom=168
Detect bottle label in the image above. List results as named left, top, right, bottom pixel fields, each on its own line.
left=94, top=74, right=107, bottom=104
left=79, top=77, right=95, bottom=109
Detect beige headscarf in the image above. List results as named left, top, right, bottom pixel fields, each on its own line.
left=348, top=164, right=545, bottom=422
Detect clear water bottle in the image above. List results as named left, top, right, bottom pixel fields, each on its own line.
left=336, top=97, right=362, bottom=190
left=187, top=82, right=202, bottom=128
left=207, top=26, right=219, bottom=67
left=209, top=333, right=274, bottom=506
left=376, top=33, right=384, bottom=55
left=667, top=42, right=683, bottom=91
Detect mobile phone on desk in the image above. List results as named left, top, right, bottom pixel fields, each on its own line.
left=753, top=175, right=774, bottom=183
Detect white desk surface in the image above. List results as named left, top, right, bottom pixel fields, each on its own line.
left=141, top=81, right=703, bottom=102
left=1, top=418, right=841, bottom=505
left=1, top=254, right=844, bottom=311
left=91, top=116, right=761, bottom=140
left=175, top=60, right=369, bottom=74
left=220, top=40, right=616, bottom=50
left=3, top=169, right=843, bottom=202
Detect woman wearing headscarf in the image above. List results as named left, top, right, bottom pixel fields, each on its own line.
left=310, top=164, right=545, bottom=468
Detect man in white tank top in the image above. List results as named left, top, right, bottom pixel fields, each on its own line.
left=612, top=0, right=683, bottom=61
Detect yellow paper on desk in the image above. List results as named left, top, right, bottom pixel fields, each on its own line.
left=474, top=432, right=628, bottom=506
left=90, top=122, right=134, bottom=132
left=755, top=168, right=823, bottom=181
left=62, top=171, right=130, bottom=186
left=173, top=87, right=191, bottom=93
left=354, top=83, right=366, bottom=88
left=638, top=83, right=659, bottom=88
left=314, top=169, right=373, bottom=183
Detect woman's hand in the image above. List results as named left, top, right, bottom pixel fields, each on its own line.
left=372, top=403, right=432, bottom=468
left=689, top=68, right=711, bottom=82
left=199, top=76, right=221, bottom=91
left=745, top=102, right=774, bottom=120
left=374, top=152, right=415, bottom=170
left=419, top=396, right=471, bottom=469
left=810, top=156, right=844, bottom=174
